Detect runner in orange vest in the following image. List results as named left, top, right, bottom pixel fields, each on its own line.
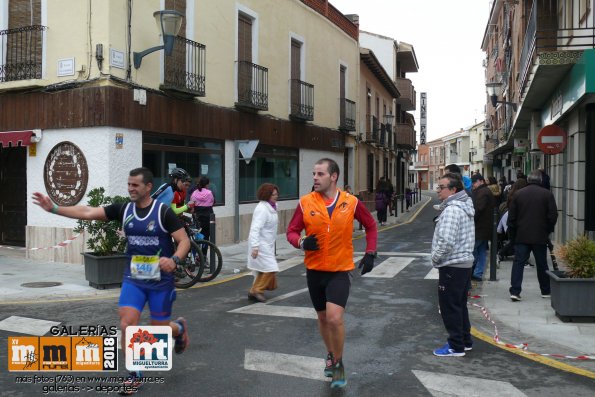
left=287, top=158, right=377, bottom=389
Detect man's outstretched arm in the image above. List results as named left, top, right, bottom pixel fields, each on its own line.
left=32, top=192, right=108, bottom=221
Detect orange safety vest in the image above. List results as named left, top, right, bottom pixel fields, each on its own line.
left=300, top=190, right=357, bottom=272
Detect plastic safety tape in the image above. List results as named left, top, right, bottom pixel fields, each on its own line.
left=0, top=234, right=81, bottom=251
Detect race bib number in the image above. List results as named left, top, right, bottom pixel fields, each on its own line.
left=130, top=255, right=161, bottom=281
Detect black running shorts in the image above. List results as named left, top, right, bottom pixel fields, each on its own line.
left=306, top=269, right=351, bottom=312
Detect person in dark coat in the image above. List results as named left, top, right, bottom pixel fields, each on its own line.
left=507, top=170, right=558, bottom=301
left=470, top=173, right=496, bottom=281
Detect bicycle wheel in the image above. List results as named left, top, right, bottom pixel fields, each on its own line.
left=195, top=239, right=223, bottom=282
left=174, top=239, right=205, bottom=289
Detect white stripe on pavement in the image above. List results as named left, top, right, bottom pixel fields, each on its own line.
left=0, top=316, right=60, bottom=336
left=424, top=267, right=439, bottom=279
left=412, top=370, right=528, bottom=397
left=229, top=303, right=317, bottom=319
left=363, top=256, right=414, bottom=278
left=354, top=251, right=430, bottom=257
left=244, top=349, right=330, bottom=382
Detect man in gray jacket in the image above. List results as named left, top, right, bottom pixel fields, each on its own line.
left=432, top=173, right=475, bottom=357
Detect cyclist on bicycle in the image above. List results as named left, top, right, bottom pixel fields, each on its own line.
left=153, top=168, right=194, bottom=215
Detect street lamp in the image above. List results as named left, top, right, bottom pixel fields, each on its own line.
left=133, top=10, right=184, bottom=69
left=486, top=81, right=517, bottom=112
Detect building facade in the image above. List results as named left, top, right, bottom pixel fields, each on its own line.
left=0, top=0, right=360, bottom=261
left=482, top=0, right=595, bottom=242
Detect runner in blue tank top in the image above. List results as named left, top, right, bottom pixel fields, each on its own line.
left=33, top=167, right=191, bottom=395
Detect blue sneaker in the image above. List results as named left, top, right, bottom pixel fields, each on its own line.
left=433, top=343, right=465, bottom=357
left=324, top=352, right=334, bottom=377
left=174, top=317, right=189, bottom=354
left=330, top=359, right=347, bottom=388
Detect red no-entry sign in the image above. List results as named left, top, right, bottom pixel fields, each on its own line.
left=537, top=125, right=567, bottom=155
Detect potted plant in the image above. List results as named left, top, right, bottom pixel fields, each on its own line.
left=74, top=187, right=129, bottom=289
left=547, top=234, right=595, bottom=321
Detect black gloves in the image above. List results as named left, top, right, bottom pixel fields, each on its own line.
left=301, top=234, right=320, bottom=251
left=358, top=252, right=376, bottom=275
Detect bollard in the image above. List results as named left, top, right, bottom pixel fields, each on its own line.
left=400, top=194, right=405, bottom=213
left=209, top=212, right=216, bottom=274
left=490, top=207, right=498, bottom=281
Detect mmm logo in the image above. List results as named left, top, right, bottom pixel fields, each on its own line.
left=125, top=326, right=172, bottom=371
left=39, top=337, right=71, bottom=371
left=8, top=337, right=39, bottom=371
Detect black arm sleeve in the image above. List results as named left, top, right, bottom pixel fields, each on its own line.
left=160, top=205, right=184, bottom=234
left=104, top=203, right=127, bottom=222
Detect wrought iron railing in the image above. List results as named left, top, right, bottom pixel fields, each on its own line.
left=237, top=61, right=268, bottom=110
left=339, top=98, right=356, bottom=131
left=365, top=114, right=379, bottom=142
left=290, top=79, right=314, bottom=121
left=163, top=36, right=206, bottom=96
left=386, top=124, right=393, bottom=150
left=0, top=25, right=47, bottom=82
left=379, top=123, right=386, bottom=147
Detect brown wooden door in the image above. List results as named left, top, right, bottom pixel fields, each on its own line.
left=0, top=146, right=27, bottom=246
left=238, top=14, right=253, bottom=102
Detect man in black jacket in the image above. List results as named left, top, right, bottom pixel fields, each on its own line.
left=507, top=170, right=558, bottom=301
left=471, top=173, right=496, bottom=281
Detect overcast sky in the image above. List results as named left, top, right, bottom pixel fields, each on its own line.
left=331, top=0, right=492, bottom=141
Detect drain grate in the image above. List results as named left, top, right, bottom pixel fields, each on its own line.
left=21, top=282, right=63, bottom=288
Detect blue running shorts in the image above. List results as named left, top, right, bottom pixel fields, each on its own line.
left=119, top=281, right=177, bottom=321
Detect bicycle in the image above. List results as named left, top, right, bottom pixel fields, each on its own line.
left=180, top=213, right=223, bottom=284
left=173, top=235, right=205, bottom=289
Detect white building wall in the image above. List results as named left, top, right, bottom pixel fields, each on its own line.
left=359, top=33, right=395, bottom=79
left=299, top=149, right=343, bottom=195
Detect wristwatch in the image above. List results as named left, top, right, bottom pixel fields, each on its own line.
left=171, top=255, right=181, bottom=266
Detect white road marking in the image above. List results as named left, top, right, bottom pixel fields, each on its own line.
left=424, top=267, right=439, bottom=279
left=354, top=251, right=430, bottom=257
left=0, top=315, right=60, bottom=336
left=244, top=349, right=330, bottom=382
left=363, top=257, right=414, bottom=278
left=278, top=257, right=304, bottom=272
left=229, top=288, right=317, bottom=319
left=412, top=370, right=528, bottom=397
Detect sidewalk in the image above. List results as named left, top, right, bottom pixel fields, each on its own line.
left=0, top=193, right=430, bottom=305
left=469, top=258, right=595, bottom=373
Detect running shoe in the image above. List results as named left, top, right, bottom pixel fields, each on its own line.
left=324, top=352, right=334, bottom=377
left=330, top=359, right=347, bottom=388
left=119, top=371, right=142, bottom=395
left=174, top=317, right=189, bottom=354
left=510, top=294, right=522, bottom=302
left=433, top=342, right=465, bottom=357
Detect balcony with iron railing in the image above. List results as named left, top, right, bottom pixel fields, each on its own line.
left=519, top=0, right=595, bottom=96
left=289, top=79, right=314, bottom=121
left=395, top=122, right=415, bottom=148
left=236, top=61, right=268, bottom=111
left=379, top=123, right=387, bottom=147
left=395, top=77, right=416, bottom=111
left=339, top=98, right=356, bottom=131
left=386, top=124, right=393, bottom=150
left=365, top=114, right=379, bottom=143
left=161, top=36, right=206, bottom=96
left=0, top=25, right=47, bottom=83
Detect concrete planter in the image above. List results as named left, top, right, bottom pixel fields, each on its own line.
left=82, top=253, right=128, bottom=290
left=547, top=270, right=595, bottom=321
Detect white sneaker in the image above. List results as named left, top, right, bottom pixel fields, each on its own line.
left=510, top=294, right=522, bottom=302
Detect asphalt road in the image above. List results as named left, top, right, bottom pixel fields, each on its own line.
left=1, top=202, right=594, bottom=396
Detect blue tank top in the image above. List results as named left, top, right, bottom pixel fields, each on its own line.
left=122, top=201, right=175, bottom=289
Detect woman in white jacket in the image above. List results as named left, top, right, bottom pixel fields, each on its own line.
left=247, top=183, right=280, bottom=302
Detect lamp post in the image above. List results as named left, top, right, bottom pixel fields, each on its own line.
left=486, top=81, right=517, bottom=112
left=133, top=10, right=184, bottom=69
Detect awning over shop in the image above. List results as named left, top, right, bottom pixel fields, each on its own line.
left=0, top=130, right=34, bottom=147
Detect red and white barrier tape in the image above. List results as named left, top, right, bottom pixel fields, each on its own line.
left=0, top=234, right=81, bottom=251
left=469, top=295, right=595, bottom=360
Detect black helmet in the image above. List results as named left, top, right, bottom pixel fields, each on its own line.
left=169, top=167, right=190, bottom=181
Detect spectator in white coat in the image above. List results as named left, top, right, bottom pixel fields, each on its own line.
left=247, top=183, right=280, bottom=302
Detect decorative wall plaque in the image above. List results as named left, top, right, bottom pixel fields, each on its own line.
left=43, top=142, right=89, bottom=206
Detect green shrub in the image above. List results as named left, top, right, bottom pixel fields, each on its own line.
left=74, top=187, right=129, bottom=256
left=556, top=235, right=595, bottom=278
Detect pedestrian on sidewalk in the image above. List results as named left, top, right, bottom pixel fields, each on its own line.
left=287, top=158, right=378, bottom=389
left=431, top=173, right=475, bottom=357
left=375, top=177, right=390, bottom=226
left=189, top=176, right=215, bottom=257
left=247, top=183, right=280, bottom=303
left=405, top=187, right=413, bottom=212
left=470, top=173, right=496, bottom=281
left=507, top=170, right=558, bottom=302
left=32, top=167, right=191, bottom=394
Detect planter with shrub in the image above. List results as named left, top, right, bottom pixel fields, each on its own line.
left=74, top=188, right=129, bottom=289
left=547, top=235, right=595, bottom=321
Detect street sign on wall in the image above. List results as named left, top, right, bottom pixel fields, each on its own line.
left=537, top=124, right=567, bottom=155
